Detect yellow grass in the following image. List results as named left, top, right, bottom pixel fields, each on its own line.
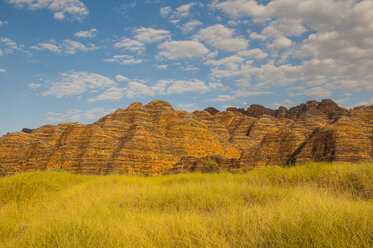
left=0, top=162, right=372, bottom=247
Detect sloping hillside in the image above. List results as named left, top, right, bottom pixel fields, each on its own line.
left=0, top=99, right=372, bottom=175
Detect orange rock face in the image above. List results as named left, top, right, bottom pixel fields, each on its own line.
left=0, top=99, right=372, bottom=175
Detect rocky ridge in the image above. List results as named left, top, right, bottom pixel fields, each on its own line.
left=0, top=99, right=372, bottom=175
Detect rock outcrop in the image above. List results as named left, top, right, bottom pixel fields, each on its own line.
left=0, top=99, right=372, bottom=175
left=166, top=155, right=241, bottom=174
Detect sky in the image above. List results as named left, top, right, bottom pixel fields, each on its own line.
left=0, top=0, right=373, bottom=136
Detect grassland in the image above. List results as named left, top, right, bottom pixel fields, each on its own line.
left=0, top=162, right=372, bottom=248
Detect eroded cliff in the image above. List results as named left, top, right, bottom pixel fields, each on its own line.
left=0, top=99, right=372, bottom=175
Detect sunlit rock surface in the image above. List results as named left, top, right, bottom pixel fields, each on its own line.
left=0, top=99, right=372, bottom=175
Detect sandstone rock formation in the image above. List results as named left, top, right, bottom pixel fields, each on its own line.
left=166, top=155, right=241, bottom=174
left=0, top=99, right=372, bottom=175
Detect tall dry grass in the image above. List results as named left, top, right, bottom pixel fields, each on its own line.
left=0, top=162, right=372, bottom=247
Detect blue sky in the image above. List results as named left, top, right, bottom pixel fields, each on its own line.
left=1, top=0, right=373, bottom=135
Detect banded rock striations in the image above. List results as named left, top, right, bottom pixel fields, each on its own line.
left=0, top=99, right=372, bottom=175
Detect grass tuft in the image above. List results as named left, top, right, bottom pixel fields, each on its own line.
left=0, top=162, right=372, bottom=247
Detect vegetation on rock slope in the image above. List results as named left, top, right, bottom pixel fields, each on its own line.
left=0, top=162, right=372, bottom=247
left=1, top=99, right=372, bottom=175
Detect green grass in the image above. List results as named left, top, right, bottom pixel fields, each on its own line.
left=0, top=162, right=372, bottom=247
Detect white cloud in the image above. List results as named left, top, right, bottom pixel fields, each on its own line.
left=207, top=2, right=373, bottom=97
left=205, top=50, right=219, bottom=59
left=212, top=0, right=271, bottom=23
left=88, top=87, right=124, bottom=102
left=180, top=65, right=199, bottom=71
left=213, top=95, right=235, bottom=102
left=0, top=20, right=8, bottom=26
left=54, top=11, right=65, bottom=19
left=176, top=103, right=198, bottom=112
left=233, top=90, right=273, bottom=98
left=114, top=38, right=145, bottom=54
left=133, top=27, right=171, bottom=43
left=272, top=99, right=294, bottom=108
left=172, top=2, right=202, bottom=18
left=166, top=79, right=212, bottom=94
left=125, top=79, right=220, bottom=97
left=115, top=75, right=129, bottom=82
left=158, top=40, right=209, bottom=60
left=126, top=80, right=169, bottom=97
left=41, top=71, right=128, bottom=102
left=62, top=40, right=98, bottom=54
left=74, top=28, right=97, bottom=38
left=42, top=71, right=116, bottom=98
left=249, top=32, right=266, bottom=40
left=104, top=55, right=143, bottom=65
left=155, top=64, right=168, bottom=69
left=272, top=0, right=353, bottom=31
left=235, top=78, right=251, bottom=88
left=8, top=0, right=89, bottom=21
left=268, top=36, right=293, bottom=51
left=285, top=1, right=373, bottom=94
left=117, top=2, right=136, bottom=13
left=289, top=87, right=332, bottom=98
left=31, top=42, right=61, bottom=53
left=195, top=24, right=248, bottom=52
left=31, top=40, right=98, bottom=54
left=227, top=19, right=249, bottom=26
left=28, top=83, right=42, bottom=88
left=208, top=82, right=225, bottom=90
left=0, top=38, right=17, bottom=49
left=160, top=6, right=171, bottom=17
left=6, top=0, right=373, bottom=108
left=170, top=19, right=180, bottom=24
left=208, top=59, right=301, bottom=86
left=262, top=18, right=307, bottom=38
left=356, top=98, right=373, bottom=107
left=0, top=68, right=5, bottom=73
left=205, top=55, right=245, bottom=71
left=0, top=37, right=26, bottom=54
left=212, top=90, right=273, bottom=102
left=46, top=108, right=108, bottom=123
left=237, top=48, right=268, bottom=60
left=213, top=0, right=352, bottom=30
left=334, top=98, right=349, bottom=106
left=182, top=19, right=203, bottom=33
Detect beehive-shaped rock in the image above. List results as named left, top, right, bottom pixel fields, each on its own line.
left=0, top=99, right=372, bottom=175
